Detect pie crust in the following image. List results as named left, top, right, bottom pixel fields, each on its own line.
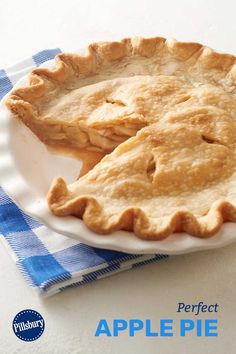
left=6, top=37, right=236, bottom=240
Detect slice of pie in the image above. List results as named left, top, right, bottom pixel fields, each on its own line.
left=6, top=37, right=236, bottom=239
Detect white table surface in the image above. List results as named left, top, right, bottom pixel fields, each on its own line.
left=0, top=1, right=236, bottom=353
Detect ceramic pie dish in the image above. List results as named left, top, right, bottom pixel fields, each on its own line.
left=2, top=37, right=236, bottom=254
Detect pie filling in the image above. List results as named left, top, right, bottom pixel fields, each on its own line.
left=6, top=37, right=236, bottom=239
left=28, top=75, right=196, bottom=154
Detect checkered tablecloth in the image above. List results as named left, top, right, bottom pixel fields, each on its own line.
left=0, top=49, right=168, bottom=296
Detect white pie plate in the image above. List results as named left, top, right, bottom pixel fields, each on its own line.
left=1, top=59, right=236, bottom=255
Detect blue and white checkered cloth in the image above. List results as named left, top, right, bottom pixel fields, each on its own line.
left=0, top=49, right=168, bottom=296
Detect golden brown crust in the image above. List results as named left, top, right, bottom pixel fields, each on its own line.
left=6, top=37, right=236, bottom=127
left=6, top=36, right=236, bottom=240
left=47, top=119, right=236, bottom=240
left=48, top=178, right=236, bottom=240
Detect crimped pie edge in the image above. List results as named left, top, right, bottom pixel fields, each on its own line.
left=6, top=36, right=236, bottom=240
left=6, top=36, right=236, bottom=123
left=47, top=177, right=236, bottom=240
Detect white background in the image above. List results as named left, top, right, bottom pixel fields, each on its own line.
left=0, top=0, right=236, bottom=353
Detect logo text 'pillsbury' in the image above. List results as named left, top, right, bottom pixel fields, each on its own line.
left=12, top=309, right=45, bottom=341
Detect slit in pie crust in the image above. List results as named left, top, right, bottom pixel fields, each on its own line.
left=6, top=37, right=236, bottom=240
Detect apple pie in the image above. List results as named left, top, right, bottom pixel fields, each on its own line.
left=6, top=37, right=236, bottom=239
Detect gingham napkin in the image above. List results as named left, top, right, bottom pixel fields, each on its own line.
left=0, top=49, right=168, bottom=296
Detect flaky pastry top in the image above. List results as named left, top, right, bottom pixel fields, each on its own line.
left=6, top=37, right=236, bottom=239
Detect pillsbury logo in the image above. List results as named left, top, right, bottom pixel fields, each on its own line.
left=12, top=309, right=45, bottom=341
